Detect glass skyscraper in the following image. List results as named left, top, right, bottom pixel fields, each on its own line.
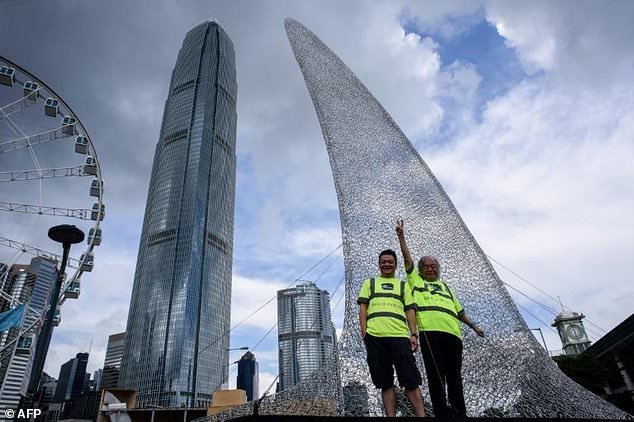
left=118, top=21, right=237, bottom=408
left=236, top=351, right=258, bottom=401
left=277, top=282, right=337, bottom=391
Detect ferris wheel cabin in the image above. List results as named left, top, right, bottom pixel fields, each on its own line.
left=0, top=66, right=15, bottom=86
left=44, top=97, right=59, bottom=117
left=23, top=81, right=39, bottom=102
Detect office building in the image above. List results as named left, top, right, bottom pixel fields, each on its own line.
left=101, top=332, right=125, bottom=390
left=0, top=258, right=56, bottom=412
left=277, top=282, right=337, bottom=391
left=54, top=352, right=89, bottom=402
left=118, top=20, right=237, bottom=407
left=236, top=351, right=258, bottom=401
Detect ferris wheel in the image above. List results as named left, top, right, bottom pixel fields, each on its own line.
left=0, top=55, right=104, bottom=313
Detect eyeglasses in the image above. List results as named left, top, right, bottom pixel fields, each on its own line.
left=421, top=264, right=437, bottom=270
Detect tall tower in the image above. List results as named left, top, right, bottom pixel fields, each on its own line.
left=236, top=351, right=258, bottom=401
left=552, top=310, right=591, bottom=355
left=277, top=282, right=337, bottom=391
left=118, top=21, right=237, bottom=408
left=53, top=352, right=89, bottom=402
left=100, top=332, right=125, bottom=390
left=0, top=258, right=56, bottom=412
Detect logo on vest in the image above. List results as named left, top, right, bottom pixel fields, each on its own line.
left=381, top=283, right=394, bottom=291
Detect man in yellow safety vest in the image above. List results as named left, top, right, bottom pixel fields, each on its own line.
left=396, top=220, right=485, bottom=418
left=357, top=249, right=426, bottom=417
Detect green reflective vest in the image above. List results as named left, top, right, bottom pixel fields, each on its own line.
left=357, top=276, right=416, bottom=338
left=406, top=267, right=464, bottom=339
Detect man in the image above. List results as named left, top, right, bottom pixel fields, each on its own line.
left=357, top=249, right=426, bottom=417
left=396, top=220, right=485, bottom=418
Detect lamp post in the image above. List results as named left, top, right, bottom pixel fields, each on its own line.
left=531, top=327, right=549, bottom=354
left=21, top=225, right=84, bottom=409
left=221, top=346, right=249, bottom=392
left=188, top=346, right=249, bottom=407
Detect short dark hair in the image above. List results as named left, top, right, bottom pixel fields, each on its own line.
left=378, top=249, right=397, bottom=264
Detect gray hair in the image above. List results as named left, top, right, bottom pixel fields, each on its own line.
left=418, top=255, right=441, bottom=278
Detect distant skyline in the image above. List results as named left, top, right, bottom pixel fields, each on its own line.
left=0, top=1, right=632, bottom=396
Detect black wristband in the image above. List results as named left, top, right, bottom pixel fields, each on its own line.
left=410, top=333, right=418, bottom=338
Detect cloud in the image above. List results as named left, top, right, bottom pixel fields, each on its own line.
left=2, top=0, right=632, bottom=382
left=230, top=275, right=286, bottom=331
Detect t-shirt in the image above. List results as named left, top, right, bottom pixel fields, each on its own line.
left=357, top=276, right=416, bottom=338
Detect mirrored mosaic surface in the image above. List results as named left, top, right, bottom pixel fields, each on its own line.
left=197, top=18, right=629, bottom=420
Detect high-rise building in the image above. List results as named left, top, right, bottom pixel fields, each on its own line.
left=277, top=282, right=337, bottom=391
left=118, top=20, right=237, bottom=408
left=100, top=332, right=125, bottom=390
left=92, top=368, right=103, bottom=390
left=236, top=351, right=258, bottom=401
left=53, top=352, right=89, bottom=403
left=0, top=258, right=56, bottom=412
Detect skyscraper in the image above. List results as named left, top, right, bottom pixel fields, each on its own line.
left=277, top=282, right=337, bottom=391
left=100, top=332, right=125, bottom=390
left=0, top=258, right=56, bottom=412
left=53, top=352, right=89, bottom=403
left=236, top=351, right=258, bottom=401
left=118, top=21, right=237, bottom=408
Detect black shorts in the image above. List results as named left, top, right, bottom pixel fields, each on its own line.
left=364, top=333, right=422, bottom=389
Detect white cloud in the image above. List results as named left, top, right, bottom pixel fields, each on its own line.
left=230, top=275, right=286, bottom=331
left=2, top=0, right=632, bottom=383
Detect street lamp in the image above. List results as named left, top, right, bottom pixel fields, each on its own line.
left=22, top=225, right=84, bottom=409
left=188, top=346, right=249, bottom=407
left=531, top=327, right=549, bottom=354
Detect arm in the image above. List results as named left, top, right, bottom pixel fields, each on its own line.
left=459, top=311, right=485, bottom=337
left=359, top=303, right=368, bottom=338
left=406, top=308, right=419, bottom=350
left=396, top=220, right=414, bottom=272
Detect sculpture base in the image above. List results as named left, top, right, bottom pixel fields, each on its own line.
left=228, top=415, right=627, bottom=422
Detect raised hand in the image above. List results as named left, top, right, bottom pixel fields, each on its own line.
left=396, top=219, right=404, bottom=237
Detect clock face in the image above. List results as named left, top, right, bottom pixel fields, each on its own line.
left=567, top=324, right=584, bottom=340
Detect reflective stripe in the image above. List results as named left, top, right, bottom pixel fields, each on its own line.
left=412, top=285, right=429, bottom=293
left=367, top=312, right=407, bottom=323
left=430, top=290, right=453, bottom=300
left=371, top=292, right=403, bottom=300
left=369, top=278, right=405, bottom=303
left=417, top=306, right=459, bottom=320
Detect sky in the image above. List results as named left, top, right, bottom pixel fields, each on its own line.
left=1, top=0, right=633, bottom=396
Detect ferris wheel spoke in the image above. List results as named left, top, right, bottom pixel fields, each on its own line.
left=0, top=91, right=40, bottom=119
left=0, top=125, right=71, bottom=154
left=0, top=236, right=80, bottom=269
left=0, top=202, right=94, bottom=220
left=0, top=165, right=88, bottom=182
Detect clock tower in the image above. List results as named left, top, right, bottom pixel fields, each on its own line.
left=552, top=310, right=592, bottom=355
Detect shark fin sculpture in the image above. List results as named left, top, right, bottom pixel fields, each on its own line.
left=283, top=17, right=627, bottom=418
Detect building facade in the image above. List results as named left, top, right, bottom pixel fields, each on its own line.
left=0, top=258, right=56, bottom=412
left=54, top=352, right=89, bottom=402
left=101, top=332, right=125, bottom=390
left=236, top=351, right=258, bottom=401
left=277, top=282, right=337, bottom=391
left=118, top=21, right=237, bottom=408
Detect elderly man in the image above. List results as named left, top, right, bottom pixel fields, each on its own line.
left=396, top=220, right=484, bottom=418
left=357, top=249, right=426, bottom=417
